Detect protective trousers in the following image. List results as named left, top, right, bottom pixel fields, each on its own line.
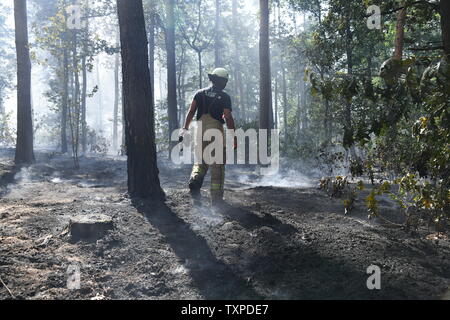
left=189, top=114, right=225, bottom=200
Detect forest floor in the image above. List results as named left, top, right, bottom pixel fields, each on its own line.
left=0, top=149, right=449, bottom=300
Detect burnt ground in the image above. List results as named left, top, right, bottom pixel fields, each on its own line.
left=0, top=150, right=449, bottom=300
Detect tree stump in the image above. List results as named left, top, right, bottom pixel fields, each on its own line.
left=69, top=214, right=113, bottom=242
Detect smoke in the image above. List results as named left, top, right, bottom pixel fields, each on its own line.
left=3, top=167, right=35, bottom=199
left=190, top=206, right=224, bottom=232
left=237, top=169, right=314, bottom=189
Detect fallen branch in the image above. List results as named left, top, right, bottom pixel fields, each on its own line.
left=0, top=276, right=16, bottom=299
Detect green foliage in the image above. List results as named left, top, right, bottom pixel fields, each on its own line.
left=0, top=112, right=16, bottom=147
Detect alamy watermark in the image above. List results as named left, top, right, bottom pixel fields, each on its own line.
left=366, top=265, right=381, bottom=290
left=171, top=126, right=280, bottom=176
left=66, top=1, right=97, bottom=30
left=367, top=5, right=382, bottom=30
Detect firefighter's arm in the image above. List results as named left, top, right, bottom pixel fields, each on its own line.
left=224, top=108, right=237, bottom=149
left=183, top=99, right=197, bottom=130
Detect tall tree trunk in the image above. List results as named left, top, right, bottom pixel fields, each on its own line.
left=281, top=60, right=288, bottom=141
left=70, top=32, right=80, bottom=168
left=394, top=7, right=407, bottom=59
left=14, top=0, right=34, bottom=164
left=95, top=56, right=103, bottom=133
left=259, top=0, right=272, bottom=130
left=197, top=51, right=203, bottom=88
left=214, top=0, right=222, bottom=67
left=344, top=17, right=357, bottom=159
left=232, top=0, right=245, bottom=122
left=117, top=0, right=165, bottom=201
left=113, top=30, right=120, bottom=152
left=81, top=54, right=87, bottom=154
left=301, top=78, right=308, bottom=133
left=177, top=45, right=186, bottom=126
left=80, top=0, right=88, bottom=155
left=274, top=73, right=278, bottom=129
left=441, top=0, right=450, bottom=56
left=148, top=12, right=155, bottom=108
left=62, top=47, right=69, bottom=154
left=164, top=0, right=178, bottom=144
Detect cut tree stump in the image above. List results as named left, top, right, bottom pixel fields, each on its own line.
left=69, top=214, right=113, bottom=242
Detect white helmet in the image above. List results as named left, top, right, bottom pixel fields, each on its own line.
left=209, top=68, right=229, bottom=80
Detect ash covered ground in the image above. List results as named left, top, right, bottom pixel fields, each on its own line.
left=0, top=149, right=449, bottom=300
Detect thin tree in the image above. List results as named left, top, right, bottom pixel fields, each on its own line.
left=113, top=29, right=120, bottom=152
left=232, top=0, right=245, bottom=121
left=259, top=0, right=273, bottom=130
left=214, top=0, right=222, bottom=67
left=14, top=0, right=34, bottom=164
left=148, top=6, right=156, bottom=109
left=179, top=0, right=213, bottom=88
left=440, top=0, right=449, bottom=56
left=61, top=0, right=69, bottom=154
left=117, top=0, right=165, bottom=200
left=394, top=7, right=407, bottom=59
left=164, top=0, right=178, bottom=146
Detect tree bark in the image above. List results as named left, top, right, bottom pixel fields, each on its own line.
left=14, top=0, right=34, bottom=164
left=197, top=51, right=203, bottom=88
left=95, top=56, right=103, bottom=133
left=274, top=73, right=278, bottom=129
left=232, top=0, right=245, bottom=122
left=70, top=32, right=80, bottom=168
left=214, top=0, right=222, bottom=67
left=113, top=30, right=120, bottom=152
left=259, top=0, right=272, bottom=130
left=81, top=4, right=89, bottom=155
left=117, top=0, right=165, bottom=200
left=62, top=47, right=69, bottom=154
left=441, top=0, right=450, bottom=56
left=164, top=0, right=178, bottom=144
left=81, top=53, right=87, bottom=154
left=281, top=60, right=288, bottom=140
left=148, top=11, right=155, bottom=108
left=177, top=45, right=187, bottom=126
left=394, top=7, right=407, bottom=59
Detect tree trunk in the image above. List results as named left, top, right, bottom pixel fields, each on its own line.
left=259, top=0, right=272, bottom=130
left=113, top=31, right=120, bottom=152
left=394, top=7, right=407, bottom=59
left=441, top=0, right=450, bottom=56
left=274, top=73, right=278, bottom=129
left=14, top=0, right=34, bottom=164
left=198, top=51, right=203, bottom=88
left=81, top=55, right=87, bottom=154
left=95, top=56, right=103, bottom=133
left=117, top=0, right=165, bottom=201
left=80, top=2, right=88, bottom=155
left=62, top=47, right=69, bottom=154
left=344, top=17, right=357, bottom=158
left=214, top=0, right=222, bottom=67
left=164, top=0, right=178, bottom=145
left=71, top=32, right=80, bottom=168
left=232, top=0, right=245, bottom=122
left=281, top=60, right=288, bottom=141
left=177, top=45, right=186, bottom=126
left=148, top=12, right=155, bottom=108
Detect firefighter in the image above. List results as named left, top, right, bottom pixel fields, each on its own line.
left=180, top=68, right=237, bottom=206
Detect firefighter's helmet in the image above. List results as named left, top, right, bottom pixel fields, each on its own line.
left=209, top=68, right=229, bottom=80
